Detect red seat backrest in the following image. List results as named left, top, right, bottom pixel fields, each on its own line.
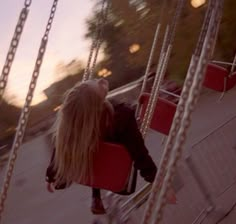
left=78, top=142, right=132, bottom=192
left=203, top=63, right=236, bottom=92
left=139, top=93, right=177, bottom=135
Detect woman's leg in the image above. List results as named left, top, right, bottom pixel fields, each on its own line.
left=91, top=188, right=106, bottom=214
left=92, top=188, right=101, bottom=198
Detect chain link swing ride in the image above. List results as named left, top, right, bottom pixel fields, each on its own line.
left=0, top=0, right=233, bottom=224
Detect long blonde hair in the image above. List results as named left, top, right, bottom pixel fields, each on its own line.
left=53, top=81, right=106, bottom=185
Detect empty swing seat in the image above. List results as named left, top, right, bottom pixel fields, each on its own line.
left=139, top=93, right=177, bottom=136
left=78, top=142, right=133, bottom=193
left=203, top=63, right=236, bottom=92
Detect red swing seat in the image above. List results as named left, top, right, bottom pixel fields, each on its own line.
left=78, top=142, right=133, bottom=193
left=139, top=93, right=177, bottom=136
left=203, top=63, right=236, bottom=92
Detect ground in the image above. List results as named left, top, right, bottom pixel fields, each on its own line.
left=0, top=84, right=236, bottom=224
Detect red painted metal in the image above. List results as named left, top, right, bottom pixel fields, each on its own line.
left=139, top=93, right=177, bottom=135
left=203, top=63, right=236, bottom=92
left=78, top=142, right=132, bottom=192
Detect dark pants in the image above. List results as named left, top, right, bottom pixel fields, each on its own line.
left=92, top=188, right=101, bottom=198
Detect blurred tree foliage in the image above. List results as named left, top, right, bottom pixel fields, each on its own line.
left=1, top=0, right=236, bottom=142
left=0, top=100, right=20, bottom=137
left=85, top=0, right=236, bottom=83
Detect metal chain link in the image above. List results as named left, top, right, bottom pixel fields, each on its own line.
left=139, top=25, right=169, bottom=135
left=108, top=4, right=173, bottom=214
left=143, top=46, right=172, bottom=138
left=210, top=0, right=223, bottom=59
left=141, top=2, right=223, bottom=224
left=116, top=9, right=171, bottom=211
left=140, top=52, right=165, bottom=136
left=103, top=20, right=164, bottom=224
left=82, top=0, right=107, bottom=81
left=123, top=31, right=170, bottom=206
left=24, top=0, right=32, bottom=7
left=141, top=1, right=221, bottom=223
left=139, top=24, right=161, bottom=95
left=0, top=0, right=59, bottom=221
left=138, top=0, right=184, bottom=104
left=89, top=0, right=110, bottom=79
left=82, top=38, right=98, bottom=82
left=165, top=0, right=185, bottom=51
left=195, top=0, right=214, bottom=57
left=102, top=1, right=185, bottom=222
left=0, top=0, right=32, bottom=101
left=89, top=39, right=102, bottom=79
left=230, top=53, right=236, bottom=75
left=154, top=41, right=212, bottom=224
left=141, top=55, right=200, bottom=224
left=140, top=0, right=184, bottom=137
left=152, top=4, right=222, bottom=223
left=139, top=0, right=171, bottom=96
left=140, top=25, right=170, bottom=137
left=125, top=48, right=169, bottom=196
left=108, top=0, right=185, bottom=221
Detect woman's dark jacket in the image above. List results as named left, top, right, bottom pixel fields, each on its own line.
left=46, top=100, right=157, bottom=188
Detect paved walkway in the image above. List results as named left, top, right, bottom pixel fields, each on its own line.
left=0, top=87, right=236, bottom=224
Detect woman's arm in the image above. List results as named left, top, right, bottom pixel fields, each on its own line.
left=113, top=104, right=157, bottom=183
left=46, top=148, right=68, bottom=190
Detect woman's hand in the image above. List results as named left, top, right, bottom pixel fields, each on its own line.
left=47, top=182, right=55, bottom=193
left=166, top=187, right=177, bottom=204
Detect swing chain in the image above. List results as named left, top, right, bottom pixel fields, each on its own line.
left=115, top=0, right=184, bottom=221
left=154, top=11, right=222, bottom=224
left=89, top=0, right=110, bottom=79
left=142, top=1, right=222, bottom=223
left=83, top=0, right=107, bottom=81
left=0, top=0, right=59, bottom=220
left=25, top=0, right=32, bottom=7
left=139, top=0, right=170, bottom=95
left=195, top=0, right=214, bottom=57
left=140, top=25, right=170, bottom=137
left=145, top=46, right=173, bottom=138
left=44, top=0, right=58, bottom=40
left=166, top=0, right=185, bottom=51
left=139, top=24, right=161, bottom=95
left=140, top=0, right=184, bottom=137
left=143, top=2, right=223, bottom=223
left=0, top=1, right=32, bottom=100
left=83, top=37, right=98, bottom=81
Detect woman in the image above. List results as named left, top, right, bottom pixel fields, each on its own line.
left=46, top=78, right=158, bottom=214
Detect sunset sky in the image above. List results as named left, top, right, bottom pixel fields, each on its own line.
left=0, top=0, right=95, bottom=106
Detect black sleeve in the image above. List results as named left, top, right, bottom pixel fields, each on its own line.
left=46, top=148, right=56, bottom=183
left=46, top=148, right=68, bottom=189
left=118, top=106, right=157, bottom=183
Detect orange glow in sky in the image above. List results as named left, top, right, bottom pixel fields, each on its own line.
left=0, top=0, right=95, bottom=107
left=191, top=0, right=206, bottom=8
